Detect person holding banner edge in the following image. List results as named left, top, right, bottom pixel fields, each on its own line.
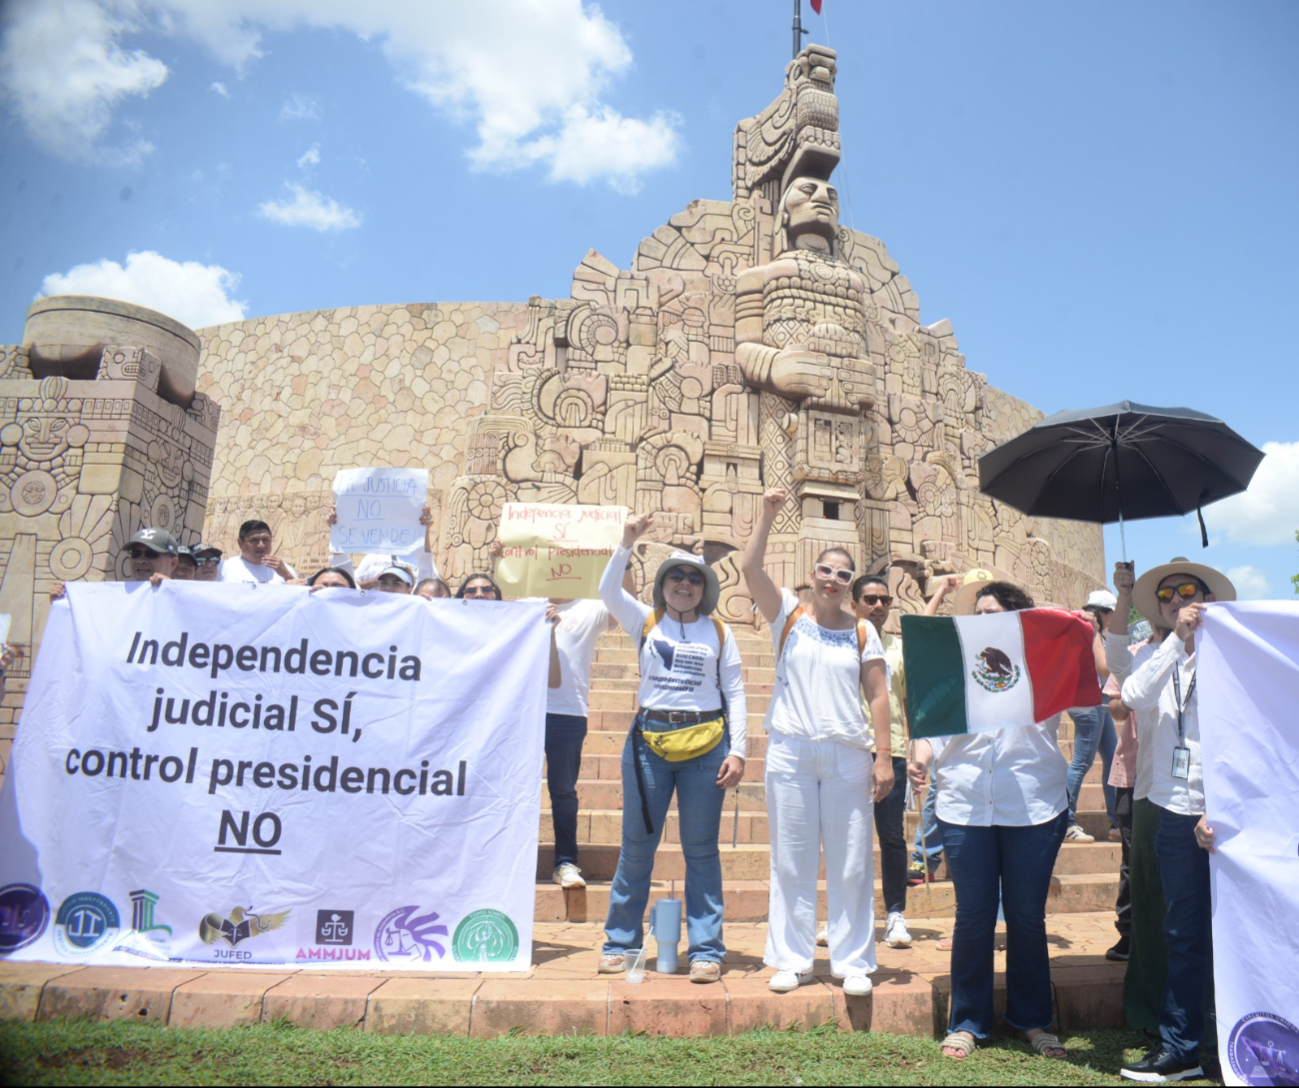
left=908, top=579, right=1071, bottom=1061
left=741, top=487, right=892, bottom=997
left=488, top=536, right=636, bottom=890
left=1111, top=558, right=1233, bottom=1085
left=596, top=513, right=747, bottom=983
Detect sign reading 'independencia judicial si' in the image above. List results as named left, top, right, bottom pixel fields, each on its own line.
left=0, top=583, right=548, bottom=971
left=495, top=503, right=626, bottom=600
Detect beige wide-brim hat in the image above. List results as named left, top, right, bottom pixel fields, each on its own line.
left=949, top=568, right=996, bottom=616
left=1133, top=557, right=1236, bottom=622
left=652, top=551, right=721, bottom=616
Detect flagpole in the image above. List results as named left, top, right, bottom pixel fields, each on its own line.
left=792, top=0, right=805, bottom=60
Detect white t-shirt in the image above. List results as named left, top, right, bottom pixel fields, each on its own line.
left=218, top=555, right=297, bottom=585
left=764, top=589, right=885, bottom=750
left=529, top=598, right=612, bottom=718
left=598, top=546, right=748, bottom=760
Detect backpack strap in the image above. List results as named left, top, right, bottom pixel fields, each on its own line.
left=639, top=609, right=666, bottom=657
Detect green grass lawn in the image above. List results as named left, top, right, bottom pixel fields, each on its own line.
left=0, top=1020, right=1222, bottom=1086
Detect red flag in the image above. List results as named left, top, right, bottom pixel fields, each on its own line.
left=810, top=0, right=823, bottom=12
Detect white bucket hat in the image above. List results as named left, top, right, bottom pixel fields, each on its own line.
left=652, top=551, right=720, bottom=616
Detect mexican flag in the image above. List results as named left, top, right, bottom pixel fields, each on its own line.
left=900, top=608, right=1102, bottom=739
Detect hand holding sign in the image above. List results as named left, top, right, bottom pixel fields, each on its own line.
left=330, top=469, right=429, bottom=556
left=495, top=504, right=626, bottom=600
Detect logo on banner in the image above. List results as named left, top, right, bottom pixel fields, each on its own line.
left=1229, top=1012, right=1299, bottom=1085
left=373, top=906, right=448, bottom=963
left=452, top=909, right=519, bottom=964
left=53, top=892, right=121, bottom=957
left=112, top=890, right=174, bottom=960
left=0, top=884, right=50, bottom=953
left=199, top=905, right=290, bottom=948
left=972, top=647, right=1021, bottom=693
left=316, top=910, right=354, bottom=946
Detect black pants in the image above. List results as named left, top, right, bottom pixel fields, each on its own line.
left=1114, top=786, right=1134, bottom=936
left=873, top=755, right=909, bottom=916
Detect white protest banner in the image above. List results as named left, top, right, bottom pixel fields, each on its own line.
left=331, top=468, right=428, bottom=556
left=0, top=583, right=548, bottom=971
left=495, top=503, right=625, bottom=600
left=1198, top=602, right=1299, bottom=1085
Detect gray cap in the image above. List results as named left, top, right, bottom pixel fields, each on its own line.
left=124, top=528, right=178, bottom=556
left=652, top=551, right=720, bottom=616
left=193, top=541, right=223, bottom=557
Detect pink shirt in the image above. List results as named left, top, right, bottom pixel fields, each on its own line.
left=1106, top=637, right=1157, bottom=790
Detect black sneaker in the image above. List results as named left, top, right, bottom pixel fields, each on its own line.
left=1106, top=935, right=1131, bottom=962
left=1120, top=1045, right=1204, bottom=1083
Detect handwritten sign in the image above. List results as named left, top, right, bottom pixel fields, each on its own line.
left=330, top=468, right=428, bottom=556
left=495, top=504, right=626, bottom=599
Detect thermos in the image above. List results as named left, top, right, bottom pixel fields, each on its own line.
left=650, top=897, right=682, bottom=974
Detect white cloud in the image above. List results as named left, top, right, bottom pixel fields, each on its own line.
left=0, top=0, right=679, bottom=189
left=256, top=183, right=360, bottom=231
left=0, top=0, right=167, bottom=164
left=1206, top=441, right=1299, bottom=548
left=296, top=143, right=320, bottom=169
left=1225, top=566, right=1273, bottom=601
left=279, top=91, right=320, bottom=122
left=209, top=80, right=229, bottom=99
left=39, top=251, right=247, bottom=329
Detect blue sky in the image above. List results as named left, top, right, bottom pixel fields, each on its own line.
left=1, top=0, right=1296, bottom=599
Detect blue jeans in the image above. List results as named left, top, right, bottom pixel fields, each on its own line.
left=939, top=812, right=1067, bottom=1038
left=1067, top=705, right=1117, bottom=825
left=1155, top=807, right=1212, bottom=1062
left=874, top=756, right=909, bottom=915
left=912, top=784, right=944, bottom=870
left=545, top=713, right=587, bottom=867
left=603, top=718, right=728, bottom=963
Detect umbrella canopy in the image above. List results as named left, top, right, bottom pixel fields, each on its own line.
left=977, top=401, right=1264, bottom=547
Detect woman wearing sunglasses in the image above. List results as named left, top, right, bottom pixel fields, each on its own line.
left=741, top=487, right=892, bottom=997
left=596, top=513, right=747, bottom=983
left=455, top=573, right=501, bottom=600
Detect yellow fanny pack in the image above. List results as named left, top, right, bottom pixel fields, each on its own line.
left=637, top=716, right=725, bottom=762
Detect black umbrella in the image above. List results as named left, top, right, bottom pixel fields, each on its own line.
left=977, top=401, right=1265, bottom=557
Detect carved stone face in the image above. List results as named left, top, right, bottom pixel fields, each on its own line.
left=19, top=415, right=73, bottom=461
left=781, top=177, right=839, bottom=247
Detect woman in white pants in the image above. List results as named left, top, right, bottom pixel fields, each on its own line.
left=741, top=488, right=894, bottom=995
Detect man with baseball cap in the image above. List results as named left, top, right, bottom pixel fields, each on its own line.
left=192, top=543, right=222, bottom=582
left=1111, top=557, right=1234, bottom=1083
left=123, top=528, right=179, bottom=584
left=374, top=565, right=415, bottom=594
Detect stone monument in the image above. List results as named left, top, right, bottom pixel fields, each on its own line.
left=0, top=297, right=220, bottom=766
left=199, top=44, right=1101, bottom=618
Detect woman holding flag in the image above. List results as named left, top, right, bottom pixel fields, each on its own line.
left=741, top=488, right=893, bottom=997
left=908, top=577, right=1073, bottom=1061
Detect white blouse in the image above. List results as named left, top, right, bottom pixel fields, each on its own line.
left=764, top=589, right=886, bottom=749
left=930, top=714, right=1069, bottom=827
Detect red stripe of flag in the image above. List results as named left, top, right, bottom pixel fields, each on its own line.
left=811, top=0, right=823, bottom=13
left=1021, top=608, right=1102, bottom=721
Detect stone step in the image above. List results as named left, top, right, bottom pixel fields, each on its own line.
left=539, top=834, right=1121, bottom=877
left=540, top=779, right=1115, bottom=819
left=534, top=871, right=1120, bottom=923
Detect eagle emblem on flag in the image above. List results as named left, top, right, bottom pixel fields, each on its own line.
left=972, top=647, right=1021, bottom=693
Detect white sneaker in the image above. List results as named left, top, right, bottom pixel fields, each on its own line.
left=884, top=912, right=912, bottom=948
left=1064, top=824, right=1095, bottom=844
left=768, top=969, right=813, bottom=993
left=815, top=926, right=828, bottom=947
left=552, top=863, right=586, bottom=888
left=842, top=974, right=873, bottom=996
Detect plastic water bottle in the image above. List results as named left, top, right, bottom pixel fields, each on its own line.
left=650, top=898, right=682, bottom=974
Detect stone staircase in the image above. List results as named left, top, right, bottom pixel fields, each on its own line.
left=534, top=625, right=1119, bottom=928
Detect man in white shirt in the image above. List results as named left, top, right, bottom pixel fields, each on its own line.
left=218, top=520, right=298, bottom=585
left=1115, top=558, right=1235, bottom=1085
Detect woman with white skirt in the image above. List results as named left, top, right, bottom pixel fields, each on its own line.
left=741, top=488, right=893, bottom=995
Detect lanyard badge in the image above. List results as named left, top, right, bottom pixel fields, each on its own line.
left=1170, top=667, right=1196, bottom=781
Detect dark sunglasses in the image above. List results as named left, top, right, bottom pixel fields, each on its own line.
left=814, top=564, right=854, bottom=584
left=194, top=556, right=220, bottom=566
left=858, top=594, right=892, bottom=606
left=128, top=547, right=161, bottom=560
left=665, top=570, right=705, bottom=585
left=1155, top=582, right=1203, bottom=604
left=463, top=586, right=497, bottom=597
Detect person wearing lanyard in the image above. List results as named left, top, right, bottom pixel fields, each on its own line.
left=1116, top=559, right=1235, bottom=1085
left=596, top=514, right=747, bottom=983
left=908, top=579, right=1070, bottom=1062
left=741, top=488, right=893, bottom=997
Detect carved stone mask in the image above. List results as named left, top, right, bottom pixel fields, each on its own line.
left=780, top=176, right=839, bottom=249
left=19, top=414, right=73, bottom=461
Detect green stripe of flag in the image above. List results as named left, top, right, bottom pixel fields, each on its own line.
left=899, top=614, right=969, bottom=738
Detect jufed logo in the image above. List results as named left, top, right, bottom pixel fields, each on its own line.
left=199, top=905, right=290, bottom=948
